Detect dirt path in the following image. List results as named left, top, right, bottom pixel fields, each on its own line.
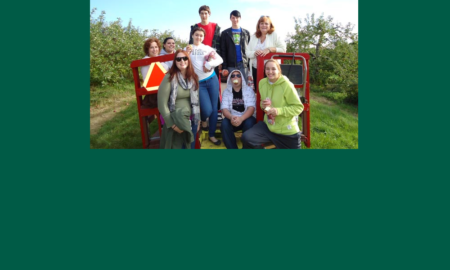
left=90, top=95, right=135, bottom=135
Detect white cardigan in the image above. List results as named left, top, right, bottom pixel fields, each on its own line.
left=246, top=31, right=286, bottom=76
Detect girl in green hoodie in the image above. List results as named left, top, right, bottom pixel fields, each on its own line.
left=241, top=60, right=304, bottom=149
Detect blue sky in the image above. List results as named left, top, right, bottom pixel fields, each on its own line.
left=90, top=0, right=358, bottom=42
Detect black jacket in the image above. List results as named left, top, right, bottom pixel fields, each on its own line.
left=220, top=27, right=251, bottom=70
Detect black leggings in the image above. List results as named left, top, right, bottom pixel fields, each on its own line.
left=241, top=121, right=301, bottom=149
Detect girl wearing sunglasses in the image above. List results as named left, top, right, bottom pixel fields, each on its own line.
left=220, top=69, right=256, bottom=149
left=186, top=26, right=223, bottom=146
left=246, top=16, right=286, bottom=88
left=157, top=49, right=201, bottom=149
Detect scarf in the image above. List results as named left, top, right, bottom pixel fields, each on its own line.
left=169, top=72, right=200, bottom=123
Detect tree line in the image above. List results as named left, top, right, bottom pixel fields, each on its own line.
left=287, top=14, right=358, bottom=104
left=90, top=9, right=358, bottom=104
left=90, top=8, right=187, bottom=86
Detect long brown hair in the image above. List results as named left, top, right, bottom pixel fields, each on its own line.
left=169, top=49, right=199, bottom=90
left=255, top=16, right=275, bottom=38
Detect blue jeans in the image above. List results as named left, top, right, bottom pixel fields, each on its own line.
left=220, top=116, right=256, bottom=149
left=199, top=75, right=220, bottom=137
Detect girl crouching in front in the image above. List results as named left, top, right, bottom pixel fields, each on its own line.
left=241, top=59, right=303, bottom=149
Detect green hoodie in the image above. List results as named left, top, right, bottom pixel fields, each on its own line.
left=259, top=76, right=304, bottom=135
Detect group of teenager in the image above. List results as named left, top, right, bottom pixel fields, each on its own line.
left=140, top=5, right=304, bottom=149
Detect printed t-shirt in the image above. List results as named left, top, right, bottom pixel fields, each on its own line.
left=232, top=89, right=245, bottom=112
left=232, top=28, right=242, bottom=62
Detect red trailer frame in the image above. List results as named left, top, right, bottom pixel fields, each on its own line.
left=255, top=53, right=311, bottom=148
left=130, top=54, right=174, bottom=149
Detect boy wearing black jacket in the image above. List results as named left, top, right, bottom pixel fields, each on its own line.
left=220, top=10, right=251, bottom=82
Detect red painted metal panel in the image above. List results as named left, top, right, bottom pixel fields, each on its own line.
left=130, top=54, right=175, bottom=149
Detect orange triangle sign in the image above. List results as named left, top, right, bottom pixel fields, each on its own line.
left=143, top=62, right=167, bottom=91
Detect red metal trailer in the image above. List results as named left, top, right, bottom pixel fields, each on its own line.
left=130, top=52, right=310, bottom=149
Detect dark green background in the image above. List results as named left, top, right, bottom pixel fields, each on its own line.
left=1, top=1, right=448, bottom=269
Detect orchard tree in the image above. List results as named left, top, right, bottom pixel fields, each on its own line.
left=90, top=8, right=188, bottom=86
left=145, top=29, right=188, bottom=51
left=287, top=13, right=357, bottom=59
left=287, top=13, right=358, bottom=104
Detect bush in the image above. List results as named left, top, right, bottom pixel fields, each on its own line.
left=90, top=8, right=188, bottom=86
left=286, top=14, right=358, bottom=105
left=344, top=83, right=358, bottom=105
left=90, top=9, right=147, bottom=86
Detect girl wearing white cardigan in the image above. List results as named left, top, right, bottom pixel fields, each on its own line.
left=246, top=16, right=286, bottom=86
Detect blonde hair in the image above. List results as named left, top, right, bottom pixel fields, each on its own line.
left=264, top=59, right=282, bottom=79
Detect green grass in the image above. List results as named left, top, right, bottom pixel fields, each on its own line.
left=307, top=93, right=358, bottom=149
left=90, top=83, right=135, bottom=108
left=90, top=82, right=159, bottom=149
left=90, top=83, right=358, bottom=149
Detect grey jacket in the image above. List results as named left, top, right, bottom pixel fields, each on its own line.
left=220, top=69, right=256, bottom=118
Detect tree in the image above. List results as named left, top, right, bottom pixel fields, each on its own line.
left=287, top=13, right=358, bottom=104
left=288, top=14, right=357, bottom=58
left=145, top=29, right=188, bottom=51
left=90, top=8, right=188, bottom=86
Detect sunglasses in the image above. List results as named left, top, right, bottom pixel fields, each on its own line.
left=175, top=56, right=189, bottom=62
left=230, top=74, right=241, bottom=78
left=260, top=15, right=270, bottom=18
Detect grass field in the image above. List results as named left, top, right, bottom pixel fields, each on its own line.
left=90, top=83, right=358, bottom=149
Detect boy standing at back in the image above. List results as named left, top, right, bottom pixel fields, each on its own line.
left=189, top=5, right=221, bottom=53
left=220, top=10, right=251, bottom=82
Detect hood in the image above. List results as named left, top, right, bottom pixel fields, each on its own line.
left=264, top=75, right=294, bottom=87
left=222, top=68, right=256, bottom=118
left=273, top=75, right=290, bottom=85
left=265, top=75, right=299, bottom=98
left=226, top=69, right=249, bottom=91
left=160, top=49, right=175, bottom=55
